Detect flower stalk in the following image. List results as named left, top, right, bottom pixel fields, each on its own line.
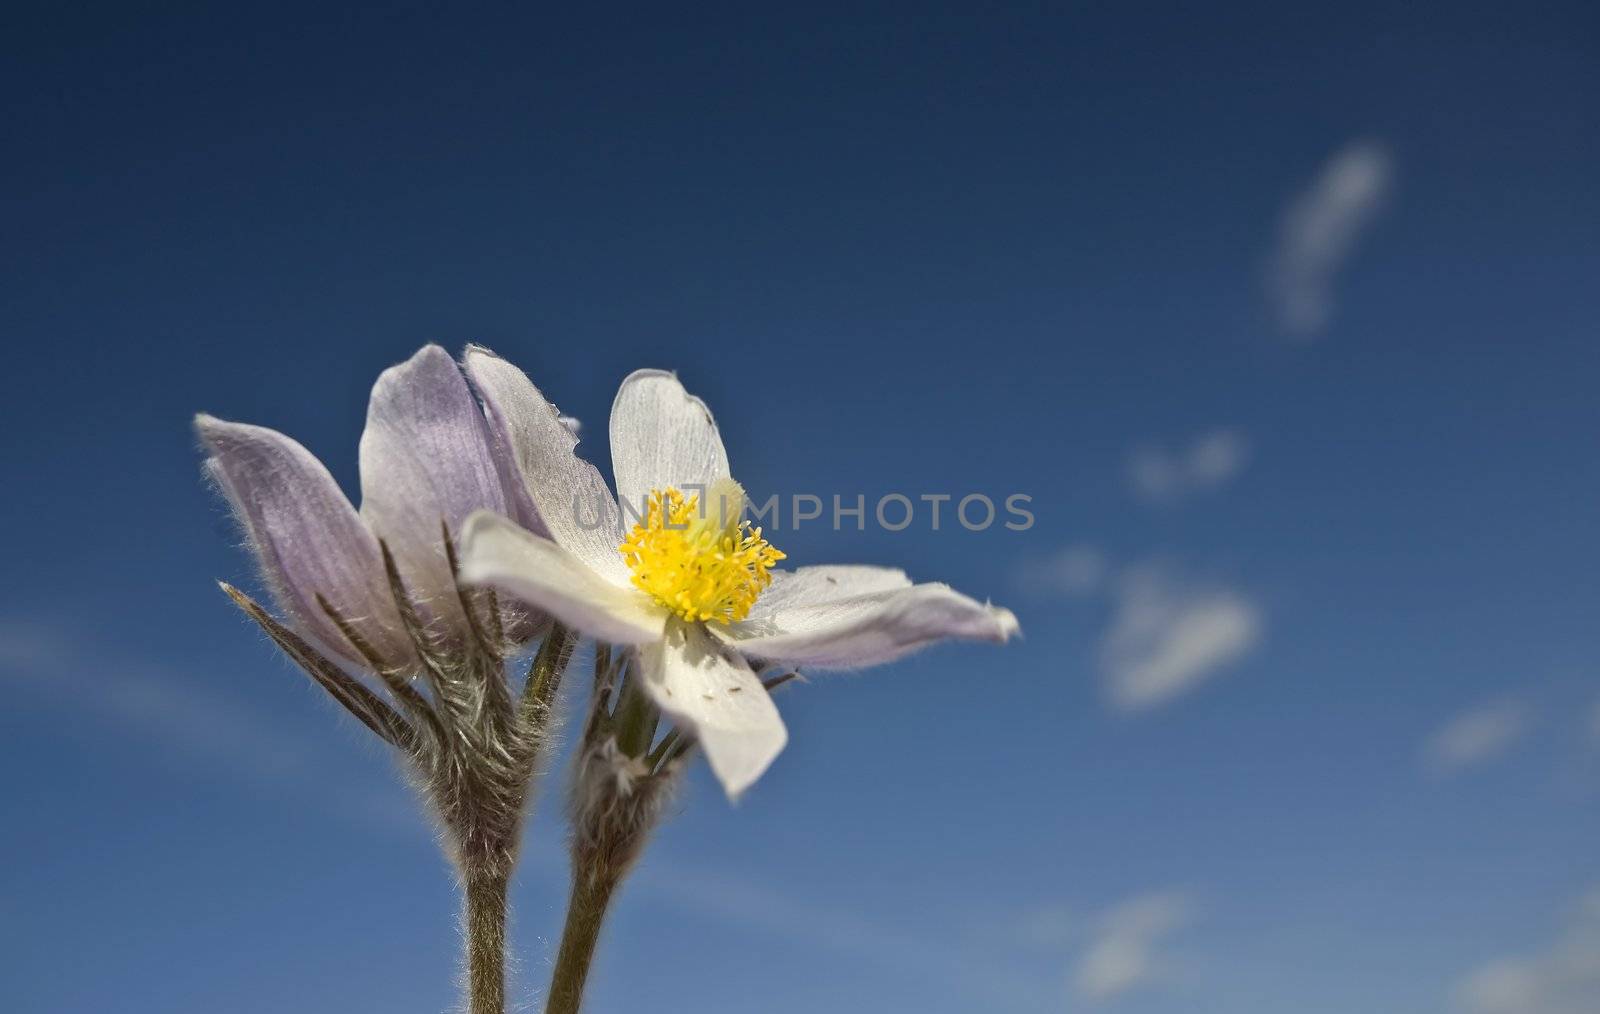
left=545, top=865, right=617, bottom=1014
left=465, top=867, right=511, bottom=1014
left=542, top=653, right=803, bottom=1013
left=219, top=571, right=575, bottom=1014
left=543, top=648, right=684, bottom=1014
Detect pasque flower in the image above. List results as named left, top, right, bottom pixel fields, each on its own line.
left=457, top=349, right=1020, bottom=799
left=197, top=344, right=580, bottom=1014
left=198, top=344, right=550, bottom=667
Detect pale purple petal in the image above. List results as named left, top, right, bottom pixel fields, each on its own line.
left=463, top=346, right=631, bottom=585
left=358, top=345, right=509, bottom=632
left=710, top=581, right=1020, bottom=669
left=639, top=621, right=787, bottom=800
left=457, top=511, right=666, bottom=646
left=457, top=348, right=544, bottom=538
left=197, top=414, right=411, bottom=668
left=609, top=370, right=730, bottom=522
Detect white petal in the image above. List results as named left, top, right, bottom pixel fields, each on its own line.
left=711, top=581, right=1020, bottom=669
left=609, top=369, right=730, bottom=519
left=458, top=511, right=666, bottom=645
left=197, top=414, right=412, bottom=668
left=358, top=345, right=509, bottom=631
left=748, top=565, right=913, bottom=619
left=462, top=346, right=632, bottom=585
left=639, top=622, right=787, bottom=799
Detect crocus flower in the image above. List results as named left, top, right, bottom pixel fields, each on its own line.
left=457, top=349, right=1020, bottom=798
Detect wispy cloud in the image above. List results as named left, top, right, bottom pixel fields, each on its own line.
left=1016, top=543, right=1108, bottom=597
left=636, top=859, right=1040, bottom=1005
left=1455, top=885, right=1600, bottom=1013
left=1009, top=903, right=1077, bottom=950
left=1126, top=428, right=1251, bottom=505
left=4, top=618, right=313, bottom=781
left=1422, top=699, right=1532, bottom=776
left=0, top=617, right=68, bottom=672
left=1267, top=138, right=1394, bottom=338
left=1072, top=891, right=1195, bottom=1002
left=1099, top=565, right=1263, bottom=711
left=0, top=614, right=417, bottom=832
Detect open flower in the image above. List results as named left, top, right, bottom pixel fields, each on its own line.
left=457, top=350, right=1019, bottom=798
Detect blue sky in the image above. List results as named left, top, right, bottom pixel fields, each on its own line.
left=2, top=4, right=1597, bottom=1012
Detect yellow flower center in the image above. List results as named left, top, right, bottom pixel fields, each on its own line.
left=619, top=480, right=785, bottom=625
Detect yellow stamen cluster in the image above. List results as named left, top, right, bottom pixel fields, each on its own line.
left=619, top=485, right=785, bottom=624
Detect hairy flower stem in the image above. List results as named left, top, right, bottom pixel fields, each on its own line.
left=465, top=866, right=511, bottom=1014
left=219, top=548, right=581, bottom=1014
left=541, top=649, right=681, bottom=1013
left=545, top=866, right=620, bottom=1014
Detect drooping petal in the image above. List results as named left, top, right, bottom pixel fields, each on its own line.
left=710, top=581, right=1020, bottom=669
left=462, top=346, right=631, bottom=586
left=609, top=369, right=730, bottom=523
left=748, top=565, right=914, bottom=619
left=358, top=345, right=509, bottom=633
left=457, top=511, right=666, bottom=645
left=639, top=621, right=787, bottom=800
left=196, top=414, right=411, bottom=668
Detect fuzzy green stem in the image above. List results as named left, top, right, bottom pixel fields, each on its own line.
left=465, top=867, right=511, bottom=1014
left=544, top=868, right=619, bottom=1014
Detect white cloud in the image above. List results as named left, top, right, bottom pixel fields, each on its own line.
left=1017, top=544, right=1108, bottom=597
left=1099, top=565, right=1263, bottom=710
left=1127, top=429, right=1250, bottom=504
left=1455, top=886, right=1600, bottom=1014
left=1073, top=891, right=1194, bottom=1002
left=1423, top=699, right=1532, bottom=775
left=1268, top=138, right=1394, bottom=337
